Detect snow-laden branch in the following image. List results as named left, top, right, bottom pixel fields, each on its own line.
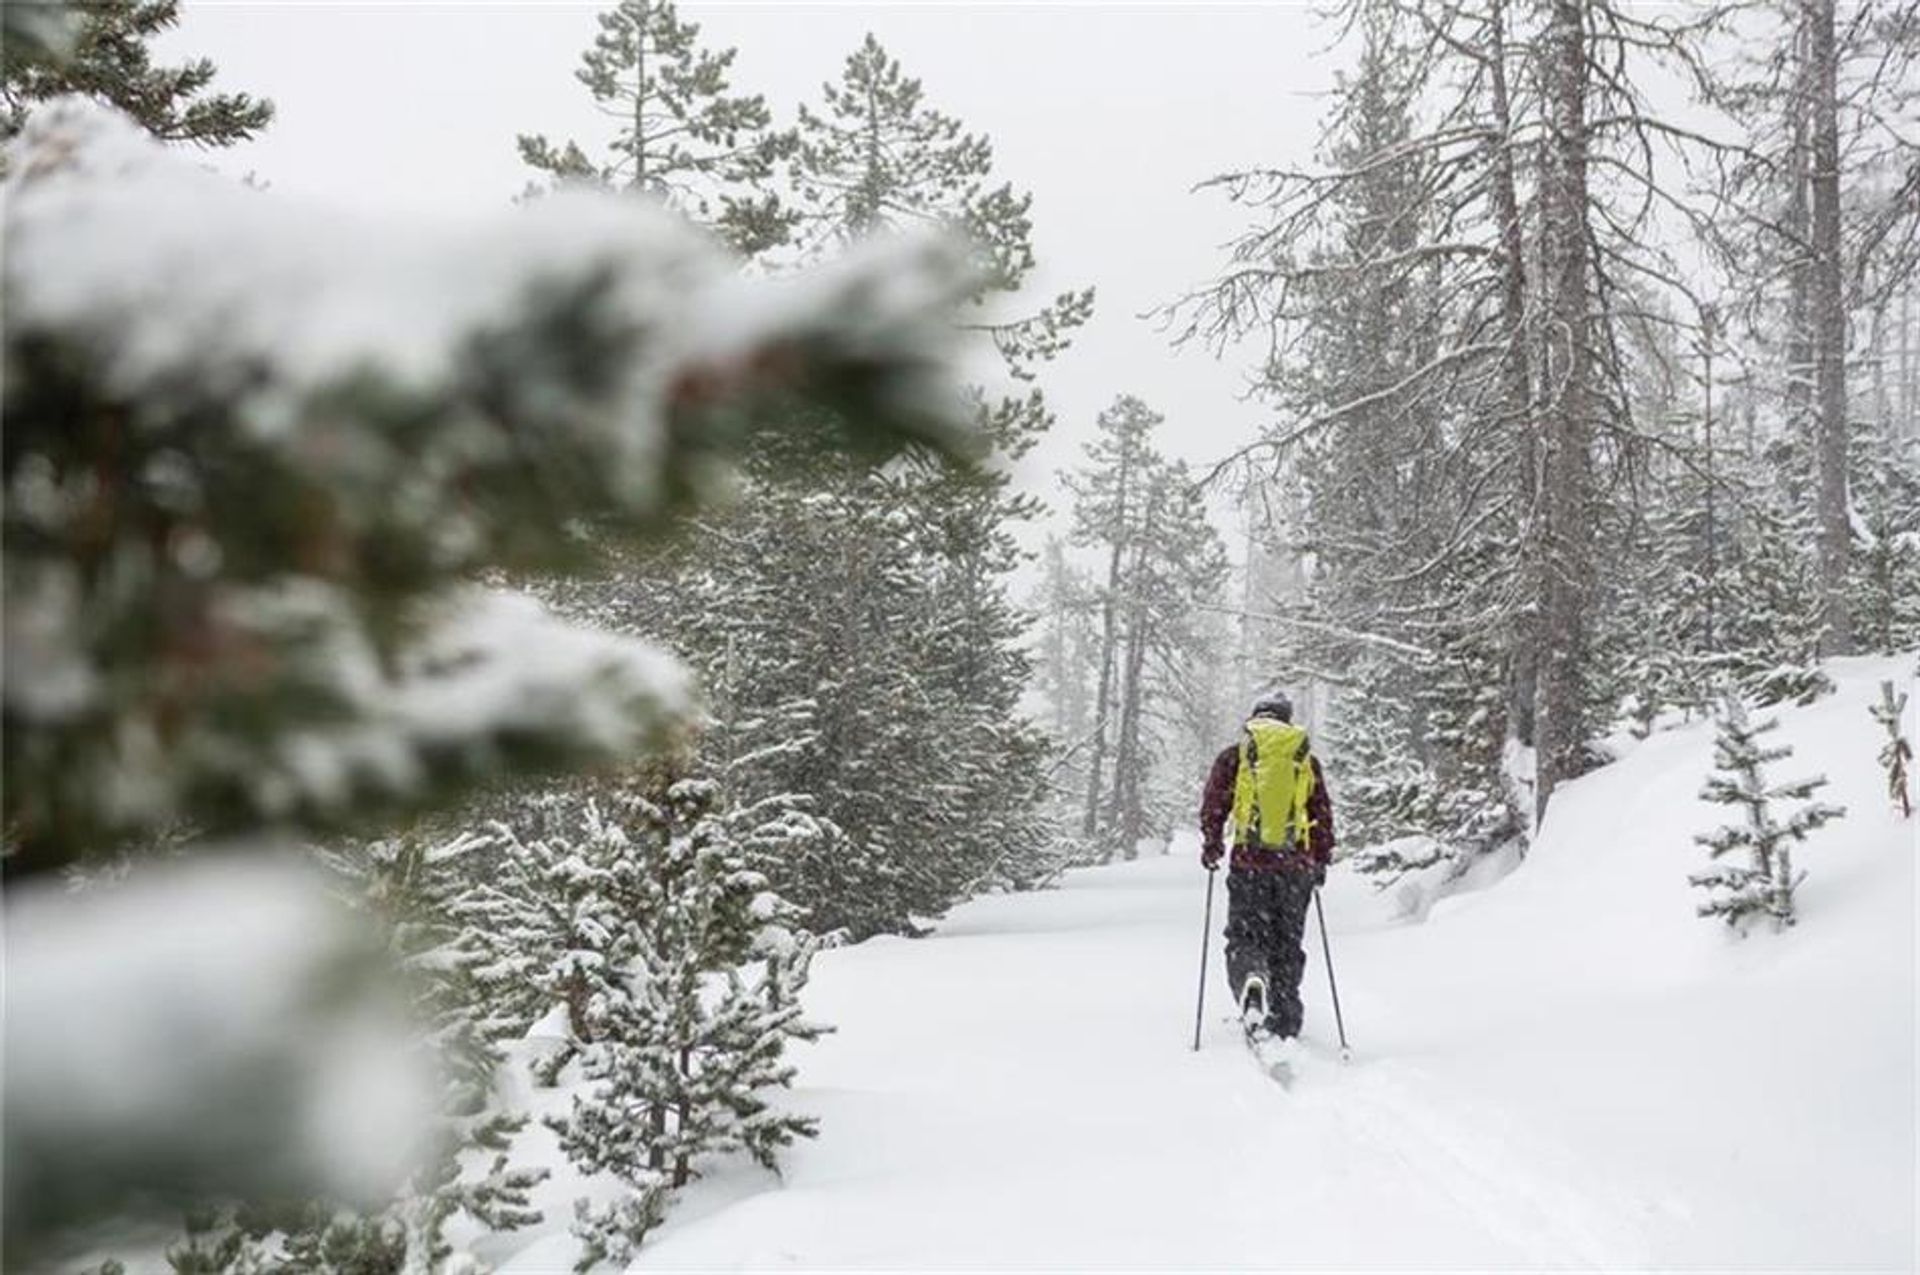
left=2, top=99, right=984, bottom=869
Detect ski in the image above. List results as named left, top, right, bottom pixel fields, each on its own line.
left=1243, top=1023, right=1298, bottom=1088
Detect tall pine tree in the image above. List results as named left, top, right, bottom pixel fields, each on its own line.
left=1064, top=395, right=1227, bottom=861
left=573, top=33, right=1090, bottom=933
left=519, top=0, right=795, bottom=255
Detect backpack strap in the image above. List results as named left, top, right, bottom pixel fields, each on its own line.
left=1243, top=723, right=1264, bottom=847
left=1290, top=730, right=1315, bottom=850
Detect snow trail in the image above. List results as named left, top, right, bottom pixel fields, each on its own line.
left=586, top=854, right=1659, bottom=1269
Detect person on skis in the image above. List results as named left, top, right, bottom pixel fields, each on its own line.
left=1198, top=690, right=1336, bottom=1041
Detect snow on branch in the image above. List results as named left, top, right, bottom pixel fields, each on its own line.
left=2, top=99, right=981, bottom=871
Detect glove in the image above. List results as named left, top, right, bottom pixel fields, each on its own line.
left=1201, top=844, right=1223, bottom=871
left=1312, top=859, right=1328, bottom=888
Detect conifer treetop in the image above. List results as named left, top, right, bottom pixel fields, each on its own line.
left=0, top=0, right=272, bottom=148
left=518, top=0, right=797, bottom=256
left=793, top=32, right=1093, bottom=372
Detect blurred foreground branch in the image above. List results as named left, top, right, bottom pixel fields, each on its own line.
left=1, top=96, right=978, bottom=1266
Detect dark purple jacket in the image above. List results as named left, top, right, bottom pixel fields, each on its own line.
left=1199, top=745, right=1335, bottom=873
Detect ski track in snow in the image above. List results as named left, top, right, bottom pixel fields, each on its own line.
left=483, top=655, right=1914, bottom=1272
left=1302, top=1059, right=1641, bottom=1269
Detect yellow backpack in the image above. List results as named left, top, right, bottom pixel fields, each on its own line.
left=1230, top=718, right=1316, bottom=851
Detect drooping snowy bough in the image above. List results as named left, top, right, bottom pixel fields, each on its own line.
left=3, top=99, right=972, bottom=870
left=2, top=98, right=976, bottom=1262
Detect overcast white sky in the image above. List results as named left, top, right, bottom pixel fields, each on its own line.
left=164, top=1, right=1341, bottom=530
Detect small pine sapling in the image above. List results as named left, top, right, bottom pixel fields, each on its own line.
left=366, top=833, right=550, bottom=1264
left=1870, top=680, right=1912, bottom=818
left=183, top=833, right=552, bottom=1273
left=485, top=780, right=822, bottom=1270
left=1692, top=695, right=1846, bottom=930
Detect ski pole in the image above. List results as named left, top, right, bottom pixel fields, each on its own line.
left=1313, top=888, right=1351, bottom=1061
left=1192, top=867, right=1218, bottom=1051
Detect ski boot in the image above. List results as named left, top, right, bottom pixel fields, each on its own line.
left=1238, top=976, right=1270, bottom=1043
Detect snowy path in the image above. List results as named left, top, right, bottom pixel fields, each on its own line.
left=605, top=856, right=1657, bottom=1271
left=492, top=657, right=1915, bottom=1271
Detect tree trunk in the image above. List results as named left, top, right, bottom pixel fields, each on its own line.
left=673, top=1044, right=693, bottom=1186
left=1109, top=503, right=1158, bottom=859
left=564, top=969, right=594, bottom=1044
left=1487, top=0, right=1539, bottom=756
left=1785, top=29, right=1814, bottom=459
left=1532, top=0, right=1599, bottom=822
left=1806, top=0, right=1853, bottom=654
left=1110, top=613, right=1148, bottom=860
left=1081, top=443, right=1131, bottom=841
left=1871, top=297, right=1889, bottom=434
left=1702, top=306, right=1719, bottom=651
left=1900, top=284, right=1915, bottom=441
left=631, top=0, right=649, bottom=192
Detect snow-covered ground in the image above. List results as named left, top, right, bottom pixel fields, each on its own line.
left=490, top=656, right=1916, bottom=1271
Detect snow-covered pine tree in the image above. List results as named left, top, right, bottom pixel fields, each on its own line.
left=164, top=831, right=557, bottom=1275
left=1032, top=536, right=1098, bottom=786
left=1177, top=0, right=1786, bottom=835
left=1691, top=695, right=1845, bottom=930
left=349, top=832, right=549, bottom=1269
left=787, top=32, right=1089, bottom=899
left=1152, top=588, right=1238, bottom=847
left=556, top=33, right=1089, bottom=934
left=793, top=30, right=1094, bottom=353
left=1062, top=395, right=1227, bottom=861
left=1066, top=395, right=1155, bottom=852
left=1708, top=1, right=1919, bottom=660
left=1871, top=680, right=1913, bottom=819
left=1718, top=483, right=1835, bottom=707
left=1617, top=465, right=1720, bottom=735
left=162, top=1208, right=251, bottom=1274
left=518, top=0, right=794, bottom=255
left=1603, top=297, right=1731, bottom=736
left=1849, top=423, right=1920, bottom=656
left=591, top=449, right=931, bottom=939
left=1175, top=12, right=1537, bottom=885
left=482, top=779, right=821, bottom=1270
left=1105, top=456, right=1228, bottom=857
left=1414, top=579, right=1525, bottom=852
left=1, top=0, right=272, bottom=148
left=1610, top=368, right=1838, bottom=724
left=1327, top=659, right=1433, bottom=873
left=1175, top=4, right=1527, bottom=838
left=1001, top=540, right=1098, bottom=883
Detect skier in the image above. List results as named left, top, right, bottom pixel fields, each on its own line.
left=1198, top=690, right=1336, bottom=1041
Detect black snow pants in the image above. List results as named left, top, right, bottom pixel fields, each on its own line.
left=1224, top=866, right=1317, bottom=1038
